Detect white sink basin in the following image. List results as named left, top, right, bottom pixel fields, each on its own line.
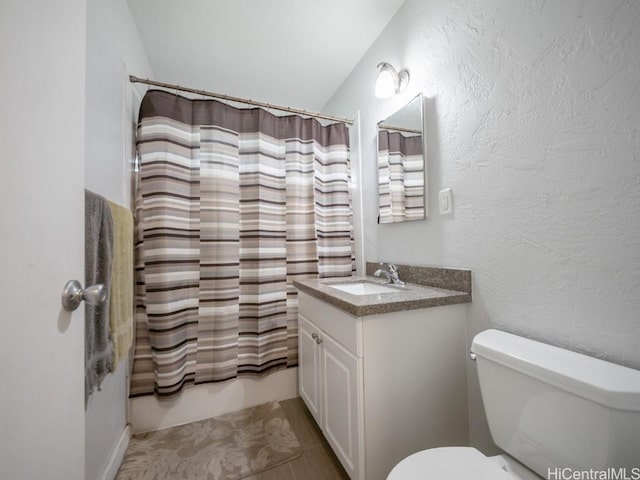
left=329, top=282, right=399, bottom=295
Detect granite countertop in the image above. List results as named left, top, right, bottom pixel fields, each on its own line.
left=293, top=276, right=472, bottom=316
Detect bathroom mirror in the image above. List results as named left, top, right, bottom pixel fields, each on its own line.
left=377, top=93, right=426, bottom=223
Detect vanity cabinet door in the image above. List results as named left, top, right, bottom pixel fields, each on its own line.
left=298, top=314, right=322, bottom=425
left=321, top=331, right=363, bottom=480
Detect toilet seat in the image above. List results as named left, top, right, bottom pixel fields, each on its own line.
left=386, top=447, right=516, bottom=480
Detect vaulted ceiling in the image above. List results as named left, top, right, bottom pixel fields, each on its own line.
left=128, top=0, right=405, bottom=112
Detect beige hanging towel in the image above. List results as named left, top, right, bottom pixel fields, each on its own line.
left=107, top=200, right=134, bottom=370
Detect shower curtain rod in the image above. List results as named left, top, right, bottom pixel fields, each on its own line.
left=377, top=123, right=422, bottom=134
left=129, top=75, right=354, bottom=125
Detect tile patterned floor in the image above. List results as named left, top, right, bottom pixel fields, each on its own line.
left=242, top=397, right=350, bottom=480
left=118, top=397, right=350, bottom=480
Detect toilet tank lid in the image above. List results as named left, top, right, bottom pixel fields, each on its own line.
left=471, top=329, right=640, bottom=412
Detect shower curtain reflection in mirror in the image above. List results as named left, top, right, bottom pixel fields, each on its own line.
left=130, top=90, right=355, bottom=398
left=377, top=93, right=426, bottom=224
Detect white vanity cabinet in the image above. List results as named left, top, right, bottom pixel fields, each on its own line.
left=298, top=315, right=323, bottom=422
left=298, top=296, right=364, bottom=479
left=297, top=290, right=468, bottom=480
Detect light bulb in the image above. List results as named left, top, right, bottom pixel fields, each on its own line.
left=375, top=68, right=396, bottom=99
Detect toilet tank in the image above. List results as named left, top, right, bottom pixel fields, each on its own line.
left=471, top=329, right=640, bottom=478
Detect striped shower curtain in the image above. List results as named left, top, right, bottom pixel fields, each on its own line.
left=130, top=90, right=354, bottom=398
left=377, top=130, right=425, bottom=223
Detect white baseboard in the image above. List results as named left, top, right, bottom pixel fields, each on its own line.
left=130, top=367, right=298, bottom=433
left=99, top=424, right=130, bottom=480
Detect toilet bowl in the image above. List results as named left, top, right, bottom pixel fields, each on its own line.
left=387, top=447, right=541, bottom=480
left=386, top=329, right=640, bottom=480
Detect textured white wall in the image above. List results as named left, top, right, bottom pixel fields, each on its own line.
left=84, top=0, right=152, bottom=478
left=324, top=0, right=640, bottom=453
left=85, top=0, right=152, bottom=205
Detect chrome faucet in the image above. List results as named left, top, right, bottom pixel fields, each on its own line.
left=373, top=263, right=405, bottom=286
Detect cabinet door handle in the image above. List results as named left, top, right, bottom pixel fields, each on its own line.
left=311, top=332, right=319, bottom=340
left=316, top=336, right=323, bottom=345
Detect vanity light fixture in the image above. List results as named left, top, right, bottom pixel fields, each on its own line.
left=375, top=62, right=410, bottom=99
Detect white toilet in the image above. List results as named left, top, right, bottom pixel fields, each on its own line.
left=387, top=329, right=640, bottom=480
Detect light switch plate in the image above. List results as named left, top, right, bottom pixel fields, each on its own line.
left=439, top=188, right=453, bottom=215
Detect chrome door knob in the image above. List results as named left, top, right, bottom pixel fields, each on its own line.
left=61, top=280, right=107, bottom=311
